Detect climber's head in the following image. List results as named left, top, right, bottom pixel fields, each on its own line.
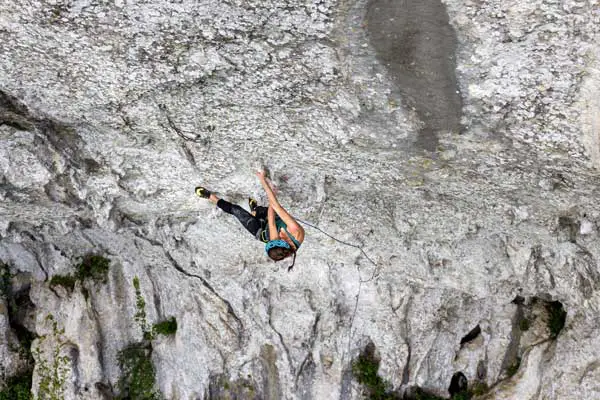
left=265, top=239, right=293, bottom=261
left=265, top=239, right=297, bottom=271
left=267, top=246, right=294, bottom=261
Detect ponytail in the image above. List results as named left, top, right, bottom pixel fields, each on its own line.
left=287, top=251, right=297, bottom=272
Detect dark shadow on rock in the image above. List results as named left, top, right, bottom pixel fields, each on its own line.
left=448, top=371, right=468, bottom=396
left=460, top=324, right=481, bottom=347
left=0, top=89, right=35, bottom=130
left=260, top=344, right=282, bottom=400
left=366, top=0, right=462, bottom=151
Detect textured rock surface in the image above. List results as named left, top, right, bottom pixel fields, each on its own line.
left=1, top=0, right=600, bottom=399
left=366, top=0, right=463, bottom=151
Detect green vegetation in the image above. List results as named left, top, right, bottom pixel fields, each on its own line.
left=352, top=351, right=386, bottom=399
left=1, top=264, right=35, bottom=399
left=133, top=277, right=152, bottom=340
left=404, top=387, right=475, bottom=400
left=450, top=393, right=469, bottom=400
left=49, top=254, right=110, bottom=293
left=410, top=385, right=488, bottom=400
left=470, top=382, right=489, bottom=396
left=352, top=346, right=397, bottom=400
left=0, top=373, right=33, bottom=400
left=152, top=317, right=177, bottom=337
left=49, top=275, right=77, bottom=292
left=115, top=277, right=170, bottom=399
left=133, top=277, right=177, bottom=340
left=1, top=263, right=36, bottom=361
left=13, top=324, right=36, bottom=363
left=412, top=388, right=444, bottom=400
left=32, top=315, right=70, bottom=400
left=506, top=357, right=521, bottom=377
left=408, top=380, right=489, bottom=400
left=76, top=255, right=110, bottom=283
left=519, top=317, right=531, bottom=332
left=117, top=343, right=161, bottom=400
left=411, top=389, right=474, bottom=400
left=546, top=301, right=566, bottom=338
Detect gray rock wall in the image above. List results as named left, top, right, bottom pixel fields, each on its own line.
left=1, top=0, right=599, bottom=399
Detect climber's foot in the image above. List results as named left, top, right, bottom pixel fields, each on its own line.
left=195, top=186, right=211, bottom=199
left=249, top=197, right=258, bottom=215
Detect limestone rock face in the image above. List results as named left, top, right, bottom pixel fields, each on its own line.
left=1, top=0, right=600, bottom=399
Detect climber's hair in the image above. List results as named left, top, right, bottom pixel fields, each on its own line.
left=267, top=247, right=297, bottom=272
left=267, top=246, right=294, bottom=261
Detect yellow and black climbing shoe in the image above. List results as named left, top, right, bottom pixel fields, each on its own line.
left=248, top=197, right=258, bottom=213
left=195, top=186, right=212, bottom=199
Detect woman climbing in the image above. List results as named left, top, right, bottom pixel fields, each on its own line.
left=195, top=170, right=305, bottom=270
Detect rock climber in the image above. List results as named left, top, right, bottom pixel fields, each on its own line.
left=195, top=170, right=305, bottom=270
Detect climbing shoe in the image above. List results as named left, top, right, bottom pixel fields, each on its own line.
left=195, top=186, right=212, bottom=199
left=248, top=197, right=258, bottom=214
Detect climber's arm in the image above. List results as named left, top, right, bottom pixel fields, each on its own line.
left=256, top=172, right=281, bottom=210
left=268, top=206, right=279, bottom=241
left=256, top=171, right=303, bottom=235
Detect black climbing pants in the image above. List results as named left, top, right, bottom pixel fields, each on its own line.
left=217, top=199, right=268, bottom=241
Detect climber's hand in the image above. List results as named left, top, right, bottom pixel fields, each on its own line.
left=255, top=170, right=267, bottom=181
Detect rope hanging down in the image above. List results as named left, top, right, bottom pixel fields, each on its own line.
left=296, top=218, right=379, bottom=274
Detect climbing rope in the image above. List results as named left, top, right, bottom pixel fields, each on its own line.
left=296, top=218, right=380, bottom=282
left=297, top=218, right=383, bottom=367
